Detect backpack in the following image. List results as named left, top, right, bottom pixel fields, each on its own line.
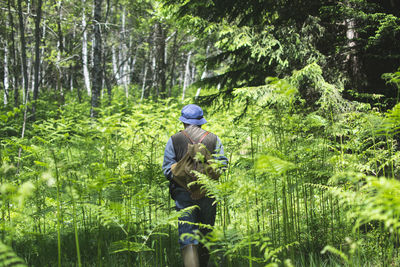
left=171, top=130, right=220, bottom=199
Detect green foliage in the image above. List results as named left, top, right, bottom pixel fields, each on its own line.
left=2, top=79, right=400, bottom=266
left=0, top=241, right=27, bottom=267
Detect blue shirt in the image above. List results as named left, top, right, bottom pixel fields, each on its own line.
left=162, top=135, right=228, bottom=181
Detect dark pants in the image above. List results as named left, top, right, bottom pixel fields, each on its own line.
left=173, top=188, right=216, bottom=249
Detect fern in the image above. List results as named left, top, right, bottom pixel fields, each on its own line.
left=0, top=241, right=27, bottom=267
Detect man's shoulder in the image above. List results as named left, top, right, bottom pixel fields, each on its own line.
left=171, top=130, right=183, bottom=139
left=171, top=128, right=218, bottom=143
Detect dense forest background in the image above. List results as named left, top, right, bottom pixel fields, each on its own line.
left=1, top=0, right=400, bottom=266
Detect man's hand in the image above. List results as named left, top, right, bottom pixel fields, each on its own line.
left=171, top=163, right=177, bottom=176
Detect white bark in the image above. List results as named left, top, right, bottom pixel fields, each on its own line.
left=130, top=46, right=137, bottom=82
left=164, top=31, right=176, bottom=67
left=141, top=63, right=148, bottom=101
left=27, top=51, right=33, bottom=97
left=191, top=65, right=196, bottom=84
left=182, top=51, right=192, bottom=101
left=90, top=1, right=95, bottom=68
left=70, top=24, right=75, bottom=92
left=4, top=42, right=9, bottom=105
left=57, top=0, right=63, bottom=97
left=195, top=68, right=208, bottom=100
left=117, top=45, right=122, bottom=86
left=195, top=45, right=210, bottom=100
left=346, top=18, right=356, bottom=49
left=41, top=21, right=46, bottom=88
left=151, top=47, right=156, bottom=89
left=112, top=46, right=120, bottom=83
left=120, top=8, right=129, bottom=98
left=82, top=3, right=91, bottom=96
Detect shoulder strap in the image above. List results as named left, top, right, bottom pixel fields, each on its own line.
left=182, top=130, right=209, bottom=144
left=198, top=131, right=209, bottom=143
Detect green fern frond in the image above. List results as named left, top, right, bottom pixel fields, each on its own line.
left=0, top=241, right=27, bottom=267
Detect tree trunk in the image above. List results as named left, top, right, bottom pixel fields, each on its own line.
left=141, top=62, right=148, bottom=101
left=32, top=0, right=43, bottom=119
left=7, top=0, right=19, bottom=106
left=182, top=51, right=192, bottom=101
left=345, top=2, right=361, bottom=87
left=155, top=22, right=166, bottom=98
left=151, top=44, right=157, bottom=98
left=130, top=46, right=138, bottom=84
left=4, top=41, right=9, bottom=105
left=82, top=1, right=91, bottom=96
left=16, top=0, right=30, bottom=173
left=168, top=32, right=178, bottom=97
left=41, top=21, right=46, bottom=90
left=191, top=65, right=196, bottom=85
left=195, top=45, right=209, bottom=100
left=120, top=8, right=129, bottom=99
left=112, top=46, right=120, bottom=84
left=91, top=0, right=103, bottom=118
left=17, top=0, right=29, bottom=105
left=55, top=0, right=64, bottom=104
left=69, top=23, right=75, bottom=92
left=103, top=0, right=112, bottom=104
left=195, top=70, right=208, bottom=100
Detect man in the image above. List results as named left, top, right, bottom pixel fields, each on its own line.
left=162, top=104, right=228, bottom=267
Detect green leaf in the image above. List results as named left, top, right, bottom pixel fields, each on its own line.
left=256, top=155, right=295, bottom=175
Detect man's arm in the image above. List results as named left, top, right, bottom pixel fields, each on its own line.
left=162, top=137, right=176, bottom=181
left=214, top=136, right=228, bottom=168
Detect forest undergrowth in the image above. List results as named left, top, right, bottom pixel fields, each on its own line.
left=1, top=65, right=400, bottom=266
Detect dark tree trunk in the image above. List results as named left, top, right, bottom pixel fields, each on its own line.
left=16, top=0, right=30, bottom=173
left=7, top=0, right=19, bottom=106
left=104, top=0, right=112, bottom=104
left=17, top=0, right=28, bottom=105
left=32, top=0, right=43, bottom=120
left=91, top=0, right=103, bottom=118
left=168, top=32, right=178, bottom=97
left=155, top=22, right=167, bottom=98
left=55, top=0, right=64, bottom=104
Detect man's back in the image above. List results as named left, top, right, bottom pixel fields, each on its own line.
left=171, top=125, right=217, bottom=162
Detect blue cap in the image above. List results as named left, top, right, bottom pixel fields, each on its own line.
left=179, top=104, right=207, bottom=125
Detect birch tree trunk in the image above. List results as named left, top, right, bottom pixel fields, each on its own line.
left=41, top=21, right=46, bottom=90
left=91, top=0, right=103, bottom=118
left=140, top=63, right=148, bottom=101
left=195, top=45, right=209, bottom=99
left=4, top=42, right=9, bottom=105
left=82, top=2, right=91, bottom=96
left=191, top=65, right=196, bottom=85
left=151, top=44, right=157, bottom=97
left=112, top=46, right=120, bottom=84
left=182, top=51, right=192, bottom=101
left=120, top=8, right=129, bottom=99
left=91, top=2, right=95, bottom=68
left=69, top=24, right=75, bottom=92
left=195, top=69, right=207, bottom=100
